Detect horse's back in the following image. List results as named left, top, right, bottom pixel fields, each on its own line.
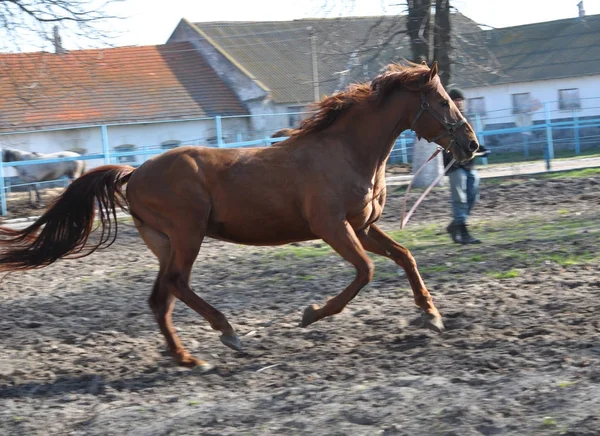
left=128, top=145, right=317, bottom=245
left=12, top=150, right=84, bottom=182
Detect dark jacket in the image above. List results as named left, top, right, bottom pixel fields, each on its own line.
left=443, top=144, right=490, bottom=173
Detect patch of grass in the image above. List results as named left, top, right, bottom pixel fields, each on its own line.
left=489, top=269, right=521, bottom=279
left=388, top=224, right=449, bottom=249
left=481, top=166, right=600, bottom=186
left=484, top=149, right=600, bottom=166
left=557, top=380, right=578, bottom=388
left=117, top=216, right=134, bottom=225
left=545, top=252, right=597, bottom=267
left=272, top=244, right=333, bottom=259
left=557, top=209, right=570, bottom=215
left=541, top=416, right=558, bottom=428
left=297, top=274, right=317, bottom=281
left=421, top=264, right=451, bottom=274
left=535, top=166, right=600, bottom=180
left=470, top=254, right=486, bottom=262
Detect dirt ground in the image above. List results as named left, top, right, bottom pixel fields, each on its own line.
left=0, top=168, right=599, bottom=436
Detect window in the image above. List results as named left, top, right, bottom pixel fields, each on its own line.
left=287, top=106, right=304, bottom=128
left=161, top=140, right=181, bottom=150
left=113, top=144, right=136, bottom=163
left=512, top=92, right=532, bottom=114
left=558, top=88, right=581, bottom=110
left=467, top=97, right=486, bottom=117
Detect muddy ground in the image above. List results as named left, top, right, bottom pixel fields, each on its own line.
left=0, top=169, right=599, bottom=436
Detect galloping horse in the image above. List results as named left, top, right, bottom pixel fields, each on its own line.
left=1, top=148, right=86, bottom=207
left=0, top=61, right=479, bottom=369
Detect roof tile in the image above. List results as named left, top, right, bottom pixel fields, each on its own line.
left=0, top=42, right=248, bottom=132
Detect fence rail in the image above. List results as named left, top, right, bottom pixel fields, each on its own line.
left=1, top=101, right=599, bottom=217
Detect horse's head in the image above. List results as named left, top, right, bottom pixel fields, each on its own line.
left=405, top=62, right=479, bottom=162
left=2, top=149, right=22, bottom=163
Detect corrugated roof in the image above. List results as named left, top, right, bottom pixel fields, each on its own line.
left=0, top=42, right=248, bottom=132
left=192, top=14, right=480, bottom=103
left=452, top=14, right=600, bottom=87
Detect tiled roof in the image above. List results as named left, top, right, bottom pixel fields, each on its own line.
left=452, top=14, right=600, bottom=87
left=0, top=42, right=248, bottom=132
left=192, top=14, right=480, bottom=104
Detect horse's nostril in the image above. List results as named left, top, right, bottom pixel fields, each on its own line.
left=469, top=141, right=479, bottom=152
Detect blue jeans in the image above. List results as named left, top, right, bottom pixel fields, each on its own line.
left=448, top=168, right=480, bottom=226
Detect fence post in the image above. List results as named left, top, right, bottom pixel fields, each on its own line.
left=544, top=103, right=555, bottom=167
left=573, top=111, right=581, bottom=156
left=215, top=116, right=223, bottom=147
left=0, top=141, right=6, bottom=217
left=101, top=125, right=111, bottom=164
left=400, top=134, right=408, bottom=164
left=475, top=113, right=488, bottom=166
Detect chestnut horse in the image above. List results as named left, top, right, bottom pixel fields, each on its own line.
left=0, top=61, right=479, bottom=369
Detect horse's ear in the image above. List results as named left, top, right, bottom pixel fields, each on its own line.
left=428, top=61, right=438, bottom=81
left=421, top=60, right=427, bottom=66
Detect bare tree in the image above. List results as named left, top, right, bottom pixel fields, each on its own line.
left=433, top=0, right=451, bottom=86
left=406, top=0, right=431, bottom=64
left=313, top=0, right=500, bottom=89
left=0, top=0, right=125, bottom=53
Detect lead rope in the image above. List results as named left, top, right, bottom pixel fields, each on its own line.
left=400, top=147, right=456, bottom=229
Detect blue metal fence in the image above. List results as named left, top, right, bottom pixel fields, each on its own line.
left=1, top=101, right=599, bottom=217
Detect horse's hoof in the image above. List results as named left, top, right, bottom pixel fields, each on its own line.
left=423, top=312, right=445, bottom=334
left=301, top=304, right=319, bottom=328
left=220, top=333, right=243, bottom=351
left=193, top=361, right=215, bottom=373
left=176, top=354, right=214, bottom=371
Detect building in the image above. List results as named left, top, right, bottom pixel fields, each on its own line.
left=2, top=8, right=599, bottom=173
left=167, top=13, right=481, bottom=136
left=0, top=42, right=249, bottom=174
left=452, top=10, right=600, bottom=148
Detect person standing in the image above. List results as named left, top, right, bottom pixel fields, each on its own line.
left=444, top=88, right=490, bottom=244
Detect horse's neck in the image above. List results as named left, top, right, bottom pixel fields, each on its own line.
left=342, top=108, right=407, bottom=177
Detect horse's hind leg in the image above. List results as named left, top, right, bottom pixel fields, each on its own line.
left=162, top=218, right=241, bottom=354
left=137, top=222, right=215, bottom=369
left=357, top=224, right=444, bottom=333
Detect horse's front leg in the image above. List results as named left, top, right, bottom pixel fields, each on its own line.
left=27, top=185, right=37, bottom=208
left=29, top=183, right=44, bottom=208
left=35, top=183, right=43, bottom=206
left=357, top=224, right=444, bottom=333
left=301, top=219, right=374, bottom=327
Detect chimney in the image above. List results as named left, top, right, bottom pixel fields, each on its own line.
left=578, top=1, right=585, bottom=18
left=53, top=25, right=65, bottom=54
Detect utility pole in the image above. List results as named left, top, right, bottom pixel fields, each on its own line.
left=309, top=27, right=320, bottom=102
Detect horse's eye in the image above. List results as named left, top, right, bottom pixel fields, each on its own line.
left=442, top=100, right=449, bottom=107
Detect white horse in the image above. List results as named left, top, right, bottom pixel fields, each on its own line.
left=2, top=148, right=86, bottom=207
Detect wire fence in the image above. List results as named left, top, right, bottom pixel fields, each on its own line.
left=1, top=100, right=600, bottom=217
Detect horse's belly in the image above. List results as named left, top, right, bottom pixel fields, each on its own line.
left=207, top=211, right=315, bottom=245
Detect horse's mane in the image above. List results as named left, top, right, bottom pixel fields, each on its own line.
left=292, top=62, right=433, bottom=138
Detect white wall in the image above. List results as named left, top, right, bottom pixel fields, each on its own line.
left=464, top=74, right=600, bottom=127
left=0, top=117, right=252, bottom=177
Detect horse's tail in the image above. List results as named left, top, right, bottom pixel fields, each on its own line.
left=0, top=165, right=135, bottom=271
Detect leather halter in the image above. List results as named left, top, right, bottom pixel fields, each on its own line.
left=410, top=79, right=467, bottom=145
left=400, top=78, right=468, bottom=229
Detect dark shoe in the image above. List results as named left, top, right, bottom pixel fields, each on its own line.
left=446, top=222, right=462, bottom=244
left=459, top=224, right=481, bottom=244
